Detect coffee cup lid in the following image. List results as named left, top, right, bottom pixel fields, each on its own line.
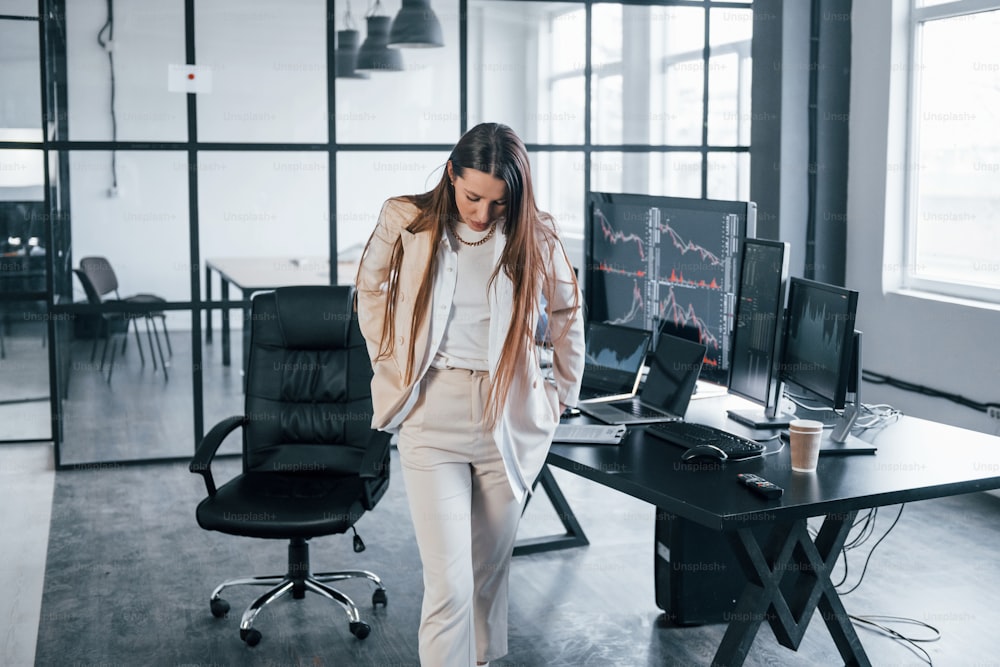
left=789, top=419, right=824, bottom=433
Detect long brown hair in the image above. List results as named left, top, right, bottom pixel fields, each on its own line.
left=360, top=122, right=579, bottom=427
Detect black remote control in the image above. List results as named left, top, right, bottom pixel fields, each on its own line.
left=736, top=473, right=784, bottom=499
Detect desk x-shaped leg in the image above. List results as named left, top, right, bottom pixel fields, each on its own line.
left=713, top=511, right=870, bottom=667
left=512, top=465, right=589, bottom=556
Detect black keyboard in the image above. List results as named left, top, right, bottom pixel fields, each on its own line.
left=645, top=421, right=765, bottom=460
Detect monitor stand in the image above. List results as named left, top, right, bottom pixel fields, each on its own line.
left=777, top=427, right=877, bottom=455
left=829, top=403, right=859, bottom=443
left=825, top=330, right=866, bottom=450
left=726, top=407, right=793, bottom=430
left=726, top=380, right=793, bottom=429
left=820, top=429, right=877, bottom=455
left=777, top=402, right=876, bottom=455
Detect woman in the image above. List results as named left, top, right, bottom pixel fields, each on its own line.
left=355, top=122, right=585, bottom=666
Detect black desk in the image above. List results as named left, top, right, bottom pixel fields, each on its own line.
left=540, top=395, right=1000, bottom=666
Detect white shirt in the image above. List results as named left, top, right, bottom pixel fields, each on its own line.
left=433, top=222, right=496, bottom=371
left=382, top=224, right=493, bottom=431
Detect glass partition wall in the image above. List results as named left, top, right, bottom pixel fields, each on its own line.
left=17, top=0, right=752, bottom=467
left=0, top=9, right=50, bottom=443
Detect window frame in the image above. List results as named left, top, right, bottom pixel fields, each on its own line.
left=902, top=0, right=1000, bottom=304
left=539, top=2, right=752, bottom=205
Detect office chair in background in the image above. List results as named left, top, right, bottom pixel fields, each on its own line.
left=190, top=285, right=391, bottom=647
left=72, top=268, right=131, bottom=384
left=78, top=255, right=171, bottom=381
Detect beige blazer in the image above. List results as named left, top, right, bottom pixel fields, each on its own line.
left=355, top=197, right=585, bottom=499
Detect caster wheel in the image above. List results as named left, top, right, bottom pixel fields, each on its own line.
left=210, top=598, right=230, bottom=618
left=372, top=588, right=387, bottom=607
left=241, top=628, right=262, bottom=647
left=350, top=621, right=371, bottom=639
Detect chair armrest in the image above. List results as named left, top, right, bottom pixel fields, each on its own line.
left=189, top=415, right=246, bottom=496
left=359, top=429, right=392, bottom=510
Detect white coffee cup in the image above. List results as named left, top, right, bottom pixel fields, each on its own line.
left=789, top=419, right=824, bottom=472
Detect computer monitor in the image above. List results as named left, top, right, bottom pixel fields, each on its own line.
left=778, top=277, right=859, bottom=412
left=584, top=192, right=757, bottom=386
left=726, top=239, right=792, bottom=428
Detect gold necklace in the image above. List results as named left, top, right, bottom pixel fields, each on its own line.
left=449, top=220, right=497, bottom=247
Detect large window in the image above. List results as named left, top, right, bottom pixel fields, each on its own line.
left=466, top=0, right=752, bottom=251
left=905, top=1, right=1000, bottom=301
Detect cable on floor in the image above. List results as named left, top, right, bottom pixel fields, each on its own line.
left=849, top=614, right=941, bottom=665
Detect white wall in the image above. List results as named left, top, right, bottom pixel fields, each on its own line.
left=846, top=0, right=1000, bottom=435
left=63, top=0, right=497, bottom=332
left=66, top=0, right=187, bottom=141
left=64, top=0, right=332, bottom=329
left=0, top=19, right=44, bottom=201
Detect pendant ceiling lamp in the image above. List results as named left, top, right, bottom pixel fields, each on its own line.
left=335, top=29, right=368, bottom=78
left=356, top=1, right=404, bottom=72
left=388, top=0, right=444, bottom=48
left=335, top=4, right=369, bottom=79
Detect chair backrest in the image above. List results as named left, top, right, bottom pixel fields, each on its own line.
left=73, top=268, right=103, bottom=305
left=79, top=256, right=120, bottom=300
left=243, top=285, right=376, bottom=476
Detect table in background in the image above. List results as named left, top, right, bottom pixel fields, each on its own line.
left=205, top=257, right=346, bottom=370
left=537, top=394, right=1000, bottom=666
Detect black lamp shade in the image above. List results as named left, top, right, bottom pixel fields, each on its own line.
left=389, top=0, right=444, bottom=48
left=356, top=16, right=404, bottom=72
left=335, top=29, right=369, bottom=79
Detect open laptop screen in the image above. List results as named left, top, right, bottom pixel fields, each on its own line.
left=639, top=333, right=707, bottom=416
left=583, top=322, right=651, bottom=395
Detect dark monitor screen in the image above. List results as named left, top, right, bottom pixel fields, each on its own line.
left=584, top=192, right=756, bottom=385
left=778, top=277, right=859, bottom=410
left=728, top=239, right=790, bottom=409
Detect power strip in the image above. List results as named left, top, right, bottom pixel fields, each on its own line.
left=988, top=406, right=1000, bottom=421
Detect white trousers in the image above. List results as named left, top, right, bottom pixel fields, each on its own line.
left=397, top=367, right=523, bottom=667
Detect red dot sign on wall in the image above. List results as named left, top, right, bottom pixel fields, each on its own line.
left=168, top=64, right=213, bottom=93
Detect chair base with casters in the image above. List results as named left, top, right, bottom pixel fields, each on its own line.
left=207, top=536, right=387, bottom=646
left=192, top=422, right=392, bottom=647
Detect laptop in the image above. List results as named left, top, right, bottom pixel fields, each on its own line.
left=577, top=322, right=653, bottom=404
left=579, top=333, right=707, bottom=425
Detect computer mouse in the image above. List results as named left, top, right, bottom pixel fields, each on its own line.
left=680, top=444, right=729, bottom=463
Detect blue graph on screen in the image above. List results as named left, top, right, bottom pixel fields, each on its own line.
left=587, top=343, right=646, bottom=373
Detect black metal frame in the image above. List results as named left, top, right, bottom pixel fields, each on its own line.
left=6, top=0, right=758, bottom=465
left=714, top=511, right=869, bottom=666
left=513, top=465, right=590, bottom=556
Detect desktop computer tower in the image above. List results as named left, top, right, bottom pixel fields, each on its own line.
left=654, top=511, right=767, bottom=625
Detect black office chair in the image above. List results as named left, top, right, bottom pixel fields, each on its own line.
left=190, top=285, right=391, bottom=647
left=78, top=255, right=171, bottom=380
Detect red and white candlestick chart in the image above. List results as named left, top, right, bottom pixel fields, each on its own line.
left=593, top=206, right=739, bottom=368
